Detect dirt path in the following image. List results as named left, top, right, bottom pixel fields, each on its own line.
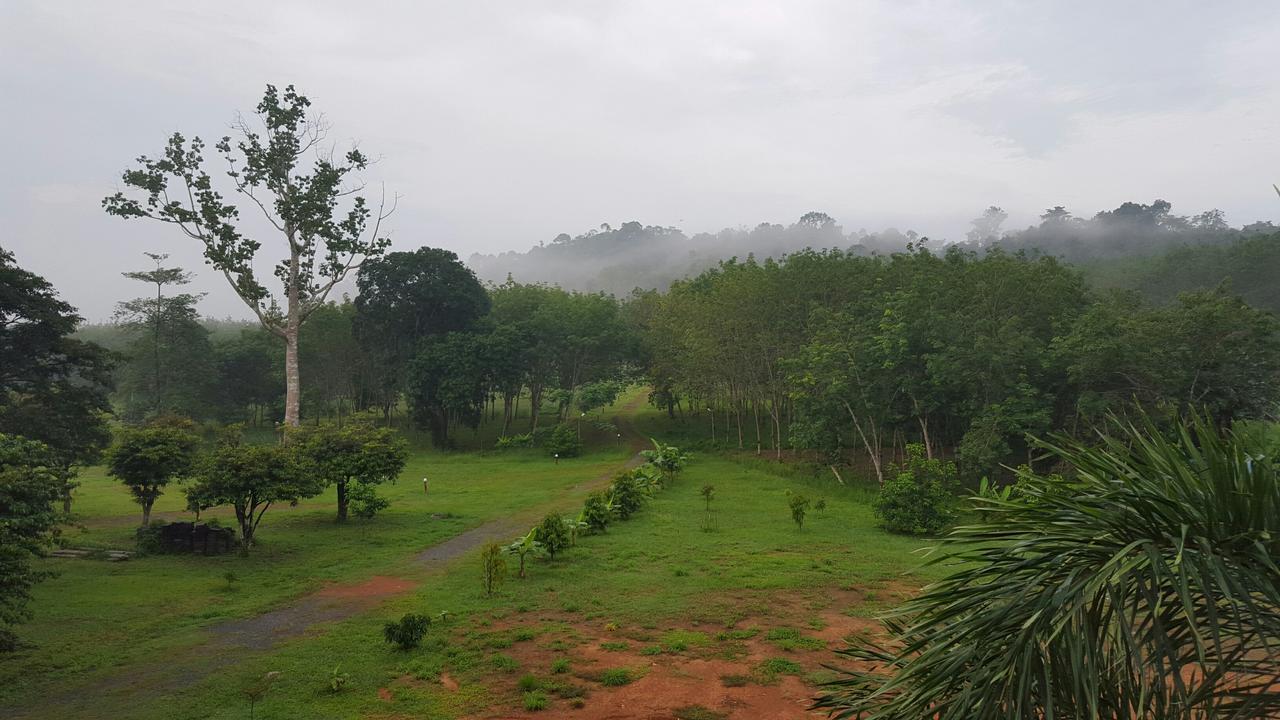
left=9, top=395, right=652, bottom=719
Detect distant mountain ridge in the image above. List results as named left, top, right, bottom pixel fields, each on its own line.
left=466, top=201, right=1279, bottom=305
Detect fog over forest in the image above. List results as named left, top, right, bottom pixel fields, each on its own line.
left=467, top=198, right=1280, bottom=298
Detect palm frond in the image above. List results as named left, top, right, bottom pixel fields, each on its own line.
left=815, top=413, right=1280, bottom=719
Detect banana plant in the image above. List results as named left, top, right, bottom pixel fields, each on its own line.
left=562, top=515, right=589, bottom=546
left=504, top=529, right=545, bottom=579
left=632, top=464, right=665, bottom=493
left=641, top=438, right=690, bottom=483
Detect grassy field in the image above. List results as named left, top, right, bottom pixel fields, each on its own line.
left=1, top=391, right=944, bottom=719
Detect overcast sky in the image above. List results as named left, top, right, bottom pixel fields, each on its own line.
left=3, top=1, right=1278, bottom=320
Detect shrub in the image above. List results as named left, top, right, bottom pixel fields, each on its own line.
left=788, top=493, right=810, bottom=530
left=545, top=423, right=581, bottom=458
left=495, top=432, right=535, bottom=449
left=383, top=613, right=431, bottom=650
left=481, top=541, right=508, bottom=596
left=872, top=444, right=957, bottom=535
left=523, top=690, right=549, bottom=711
left=535, top=513, right=570, bottom=559
left=348, top=481, right=390, bottom=519
left=581, top=492, right=610, bottom=533
left=551, top=657, right=570, bottom=674
left=609, top=472, right=645, bottom=520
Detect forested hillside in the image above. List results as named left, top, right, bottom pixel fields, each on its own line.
left=1082, top=231, right=1280, bottom=314
left=467, top=200, right=1278, bottom=299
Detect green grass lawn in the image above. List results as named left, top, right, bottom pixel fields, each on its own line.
left=2, top=392, right=943, bottom=718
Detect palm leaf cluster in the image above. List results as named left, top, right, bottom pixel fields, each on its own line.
left=815, top=414, right=1280, bottom=719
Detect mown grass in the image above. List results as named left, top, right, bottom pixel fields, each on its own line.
left=2, top=392, right=942, bottom=718
left=0, top=394, right=639, bottom=714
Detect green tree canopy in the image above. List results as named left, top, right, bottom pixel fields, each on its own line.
left=0, top=434, right=60, bottom=650
left=105, top=418, right=201, bottom=526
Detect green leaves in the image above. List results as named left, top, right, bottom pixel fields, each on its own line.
left=104, top=83, right=394, bottom=347
left=816, top=414, right=1280, bottom=719
left=0, top=434, right=61, bottom=650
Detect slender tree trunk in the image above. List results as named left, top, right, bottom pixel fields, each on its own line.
left=845, top=401, right=884, bottom=485
left=753, top=398, right=762, bottom=455
left=529, top=384, right=543, bottom=432
left=337, top=480, right=349, bottom=522
left=283, top=238, right=302, bottom=427
left=153, top=280, right=162, bottom=414
left=142, top=499, right=153, bottom=527
left=283, top=322, right=301, bottom=427
left=917, top=414, right=934, bottom=459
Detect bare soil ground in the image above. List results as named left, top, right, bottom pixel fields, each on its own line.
left=444, top=586, right=917, bottom=720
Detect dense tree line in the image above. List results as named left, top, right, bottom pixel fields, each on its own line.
left=636, top=246, right=1279, bottom=481
left=355, top=249, right=637, bottom=447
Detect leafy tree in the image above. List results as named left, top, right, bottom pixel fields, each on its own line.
left=298, top=300, right=366, bottom=424
left=353, top=247, right=489, bottom=406
left=481, top=541, right=507, bottom=597
left=105, top=418, right=200, bottom=526
left=0, top=434, right=60, bottom=650
left=700, top=484, right=715, bottom=511
left=0, top=246, right=113, bottom=513
left=1055, top=287, right=1280, bottom=427
left=104, top=83, right=395, bottom=426
left=406, top=330, right=490, bottom=448
left=185, top=431, right=322, bottom=547
left=535, top=513, right=570, bottom=560
left=114, top=253, right=210, bottom=419
left=965, top=205, right=1008, bottom=245
left=872, top=444, right=958, bottom=535
left=544, top=422, right=581, bottom=458
left=212, top=327, right=282, bottom=424
left=575, top=380, right=622, bottom=417
left=788, top=492, right=810, bottom=530
left=817, top=414, right=1280, bottom=719
left=295, top=420, right=407, bottom=522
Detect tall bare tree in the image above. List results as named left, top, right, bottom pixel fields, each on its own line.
left=104, top=84, right=394, bottom=426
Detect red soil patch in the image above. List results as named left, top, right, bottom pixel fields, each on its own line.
left=440, top=672, right=460, bottom=691
left=316, top=575, right=416, bottom=599
left=377, top=686, right=394, bottom=702
left=459, top=586, right=903, bottom=719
